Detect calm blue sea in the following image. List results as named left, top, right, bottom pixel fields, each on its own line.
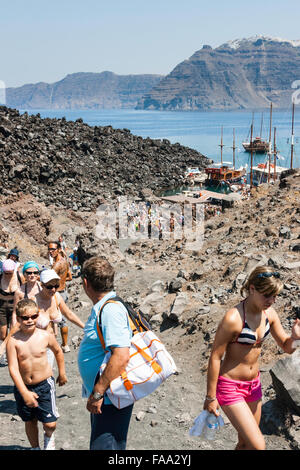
left=19, top=108, right=300, bottom=170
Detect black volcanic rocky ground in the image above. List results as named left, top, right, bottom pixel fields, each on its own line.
left=0, top=109, right=299, bottom=451
left=0, top=106, right=208, bottom=211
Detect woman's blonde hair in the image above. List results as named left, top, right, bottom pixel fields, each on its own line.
left=240, top=265, right=283, bottom=298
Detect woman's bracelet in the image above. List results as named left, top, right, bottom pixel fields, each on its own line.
left=205, top=396, right=216, bottom=402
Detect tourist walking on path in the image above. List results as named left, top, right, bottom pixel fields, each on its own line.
left=35, top=268, right=84, bottom=336
left=12, top=261, right=42, bottom=326
left=1, top=269, right=84, bottom=366
left=0, top=259, right=22, bottom=344
left=7, top=298, right=67, bottom=450
left=58, top=235, right=67, bottom=255
left=204, top=266, right=300, bottom=450
left=78, top=256, right=133, bottom=450
left=48, top=241, right=72, bottom=353
left=6, top=248, right=25, bottom=282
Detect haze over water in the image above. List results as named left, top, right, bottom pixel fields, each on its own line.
left=20, top=108, right=300, bottom=170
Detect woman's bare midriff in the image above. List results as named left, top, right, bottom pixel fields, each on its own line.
left=219, top=342, right=262, bottom=381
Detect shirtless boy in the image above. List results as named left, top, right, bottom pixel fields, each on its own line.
left=6, top=298, right=67, bottom=450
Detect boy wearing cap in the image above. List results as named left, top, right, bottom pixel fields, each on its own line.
left=7, top=298, right=67, bottom=450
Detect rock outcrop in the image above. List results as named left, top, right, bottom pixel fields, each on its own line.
left=270, top=352, right=300, bottom=415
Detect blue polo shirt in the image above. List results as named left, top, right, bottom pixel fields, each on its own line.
left=77, top=291, right=132, bottom=405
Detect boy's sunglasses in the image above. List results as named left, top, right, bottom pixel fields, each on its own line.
left=44, top=284, right=60, bottom=290
left=19, top=314, right=39, bottom=321
left=257, top=272, right=280, bottom=279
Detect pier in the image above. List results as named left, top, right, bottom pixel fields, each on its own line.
left=160, top=189, right=242, bottom=205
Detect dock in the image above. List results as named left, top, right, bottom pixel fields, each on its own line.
left=160, top=189, right=242, bottom=205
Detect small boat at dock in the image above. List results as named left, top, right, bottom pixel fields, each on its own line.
left=252, top=162, right=289, bottom=184
left=204, top=164, right=246, bottom=187
left=184, top=167, right=206, bottom=184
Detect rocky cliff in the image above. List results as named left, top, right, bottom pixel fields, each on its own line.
left=137, top=36, right=300, bottom=111
left=6, top=72, right=163, bottom=110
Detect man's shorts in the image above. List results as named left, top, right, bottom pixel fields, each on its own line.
left=14, top=377, right=59, bottom=423
left=0, top=299, right=14, bottom=327
left=216, top=373, right=262, bottom=407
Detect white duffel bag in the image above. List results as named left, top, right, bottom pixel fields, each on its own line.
left=99, top=329, right=177, bottom=409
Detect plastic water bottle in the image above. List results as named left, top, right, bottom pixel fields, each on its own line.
left=203, top=413, right=219, bottom=440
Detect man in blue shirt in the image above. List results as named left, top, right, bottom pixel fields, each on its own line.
left=78, top=256, right=133, bottom=450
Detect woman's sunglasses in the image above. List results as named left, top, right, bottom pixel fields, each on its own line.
left=257, top=272, right=280, bottom=279
left=19, top=314, right=39, bottom=321
left=44, top=284, right=60, bottom=290
left=25, top=271, right=39, bottom=275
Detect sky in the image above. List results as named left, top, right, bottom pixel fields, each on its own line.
left=1, top=0, right=300, bottom=88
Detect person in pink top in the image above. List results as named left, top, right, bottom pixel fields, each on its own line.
left=204, top=266, right=300, bottom=450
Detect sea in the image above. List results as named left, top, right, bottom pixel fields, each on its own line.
left=19, top=107, right=300, bottom=171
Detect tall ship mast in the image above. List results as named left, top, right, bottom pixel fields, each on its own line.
left=219, top=126, right=224, bottom=164
left=290, top=101, right=295, bottom=169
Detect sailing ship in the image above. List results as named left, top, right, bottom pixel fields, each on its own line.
left=205, top=127, right=246, bottom=187
left=242, top=106, right=272, bottom=154
left=242, top=136, right=269, bottom=153
left=249, top=102, right=296, bottom=186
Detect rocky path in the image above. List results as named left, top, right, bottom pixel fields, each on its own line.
left=0, top=279, right=295, bottom=451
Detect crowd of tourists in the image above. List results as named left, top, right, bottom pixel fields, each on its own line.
left=0, top=237, right=299, bottom=451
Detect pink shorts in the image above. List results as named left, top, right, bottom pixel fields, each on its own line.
left=216, top=373, right=262, bottom=407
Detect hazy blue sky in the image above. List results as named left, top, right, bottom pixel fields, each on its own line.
left=1, top=0, right=300, bottom=87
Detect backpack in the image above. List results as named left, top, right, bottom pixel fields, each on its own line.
left=96, top=296, right=177, bottom=409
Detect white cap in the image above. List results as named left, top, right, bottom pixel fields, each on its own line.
left=40, top=269, right=60, bottom=284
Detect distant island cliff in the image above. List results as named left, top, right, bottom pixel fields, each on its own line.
left=137, top=36, right=300, bottom=111
left=6, top=72, right=164, bottom=109
left=6, top=36, right=300, bottom=111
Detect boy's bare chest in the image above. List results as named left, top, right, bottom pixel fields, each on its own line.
left=16, top=335, right=48, bottom=361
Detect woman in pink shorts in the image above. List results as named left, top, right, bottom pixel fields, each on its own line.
left=204, top=266, right=300, bottom=450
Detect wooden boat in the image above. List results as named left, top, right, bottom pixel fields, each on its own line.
left=205, top=164, right=246, bottom=186
left=242, top=136, right=269, bottom=153
left=243, top=105, right=272, bottom=154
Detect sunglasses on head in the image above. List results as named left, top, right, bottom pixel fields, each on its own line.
left=19, top=313, right=39, bottom=321
left=26, top=271, right=39, bottom=275
left=257, top=272, right=280, bottom=279
left=44, top=283, right=60, bottom=290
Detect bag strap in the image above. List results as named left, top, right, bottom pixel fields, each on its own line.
left=17, top=271, right=22, bottom=286
left=96, top=298, right=133, bottom=351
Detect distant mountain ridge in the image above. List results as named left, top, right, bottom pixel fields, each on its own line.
left=6, top=36, right=300, bottom=111
left=6, top=71, right=163, bottom=109
left=137, top=35, right=300, bottom=111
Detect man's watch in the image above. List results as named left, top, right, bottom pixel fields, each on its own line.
left=92, top=391, right=104, bottom=401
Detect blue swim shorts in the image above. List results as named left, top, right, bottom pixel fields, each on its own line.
left=14, top=376, right=59, bottom=423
